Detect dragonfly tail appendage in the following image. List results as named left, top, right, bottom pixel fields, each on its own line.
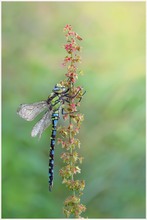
left=48, top=112, right=59, bottom=191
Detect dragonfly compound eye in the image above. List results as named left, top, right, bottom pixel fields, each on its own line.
left=53, top=83, right=66, bottom=93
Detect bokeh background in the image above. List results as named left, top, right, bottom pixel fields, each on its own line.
left=2, top=2, right=145, bottom=218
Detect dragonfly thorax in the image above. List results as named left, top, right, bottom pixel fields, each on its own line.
left=51, top=95, right=61, bottom=111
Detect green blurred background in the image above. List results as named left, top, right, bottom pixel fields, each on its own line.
left=2, top=2, right=145, bottom=218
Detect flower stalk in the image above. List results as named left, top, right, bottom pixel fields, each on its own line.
left=58, top=25, right=86, bottom=218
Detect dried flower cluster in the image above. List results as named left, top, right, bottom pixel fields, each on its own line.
left=58, top=24, right=86, bottom=218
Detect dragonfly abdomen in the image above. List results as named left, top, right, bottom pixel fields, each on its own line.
left=49, top=111, right=59, bottom=191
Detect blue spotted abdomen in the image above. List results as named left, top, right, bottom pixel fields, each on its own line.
left=48, top=111, right=59, bottom=191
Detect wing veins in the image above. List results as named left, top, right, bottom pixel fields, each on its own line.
left=17, top=101, right=49, bottom=121
left=31, top=110, right=52, bottom=139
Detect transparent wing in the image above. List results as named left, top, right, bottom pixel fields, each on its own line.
left=17, top=101, right=49, bottom=121
left=31, top=110, right=52, bottom=139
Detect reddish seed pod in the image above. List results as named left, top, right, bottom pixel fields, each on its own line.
left=75, top=33, right=83, bottom=41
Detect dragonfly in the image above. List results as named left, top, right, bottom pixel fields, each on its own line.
left=17, top=83, right=83, bottom=191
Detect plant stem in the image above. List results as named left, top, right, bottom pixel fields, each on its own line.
left=60, top=25, right=86, bottom=217
left=68, top=71, right=76, bottom=197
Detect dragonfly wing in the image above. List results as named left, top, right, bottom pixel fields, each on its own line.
left=31, top=111, right=52, bottom=139
left=17, top=101, right=49, bottom=121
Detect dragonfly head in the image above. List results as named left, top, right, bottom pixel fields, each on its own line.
left=53, top=83, right=66, bottom=94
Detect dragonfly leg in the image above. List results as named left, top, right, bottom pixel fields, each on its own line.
left=61, top=108, right=78, bottom=115
left=63, top=88, right=81, bottom=99
left=64, top=89, right=86, bottom=102
left=62, top=87, right=70, bottom=94
left=77, top=90, right=86, bottom=103
left=65, top=91, right=86, bottom=105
